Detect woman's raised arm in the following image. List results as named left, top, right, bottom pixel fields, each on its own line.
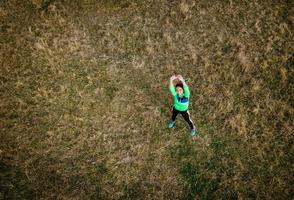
left=169, top=75, right=177, bottom=96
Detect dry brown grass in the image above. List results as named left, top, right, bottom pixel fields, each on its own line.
left=1, top=0, right=293, bottom=199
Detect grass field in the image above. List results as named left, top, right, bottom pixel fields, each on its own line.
left=1, top=0, right=293, bottom=199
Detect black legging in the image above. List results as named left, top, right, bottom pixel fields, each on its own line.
left=171, top=107, right=195, bottom=129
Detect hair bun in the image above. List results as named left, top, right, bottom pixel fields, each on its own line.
left=175, top=82, right=184, bottom=89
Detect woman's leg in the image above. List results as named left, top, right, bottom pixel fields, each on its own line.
left=171, top=107, right=179, bottom=121
left=168, top=107, right=179, bottom=128
left=181, top=110, right=195, bottom=129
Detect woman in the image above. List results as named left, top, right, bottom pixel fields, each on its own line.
left=168, top=75, right=197, bottom=136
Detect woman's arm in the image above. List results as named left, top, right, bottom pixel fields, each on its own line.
left=177, top=75, right=190, bottom=97
left=169, top=75, right=177, bottom=96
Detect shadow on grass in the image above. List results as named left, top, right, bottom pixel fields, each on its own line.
left=169, top=131, right=238, bottom=199
left=0, top=161, right=36, bottom=200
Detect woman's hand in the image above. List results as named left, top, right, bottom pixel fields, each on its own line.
left=177, top=75, right=184, bottom=82
left=170, top=75, right=177, bottom=86
left=170, top=75, right=177, bottom=81
left=177, top=75, right=187, bottom=86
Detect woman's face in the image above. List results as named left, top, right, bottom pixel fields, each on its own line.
left=176, top=87, right=183, bottom=96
